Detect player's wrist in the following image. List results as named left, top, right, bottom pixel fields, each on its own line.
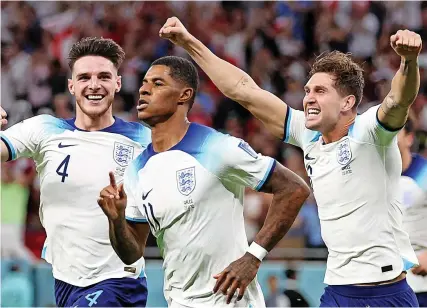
left=247, top=242, right=268, bottom=262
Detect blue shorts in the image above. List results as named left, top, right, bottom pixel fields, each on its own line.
left=55, top=277, right=148, bottom=307
left=320, top=278, right=419, bottom=307
left=416, top=292, right=427, bottom=307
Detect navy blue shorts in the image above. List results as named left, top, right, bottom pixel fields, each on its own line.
left=320, top=278, right=419, bottom=307
left=55, top=277, right=148, bottom=307
left=416, top=292, right=427, bottom=307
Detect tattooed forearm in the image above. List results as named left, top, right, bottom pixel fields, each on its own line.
left=109, top=218, right=142, bottom=265
left=256, top=163, right=310, bottom=251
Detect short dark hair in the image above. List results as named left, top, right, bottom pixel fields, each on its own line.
left=151, top=56, right=199, bottom=110
left=68, top=37, right=125, bottom=71
left=309, top=51, right=365, bottom=108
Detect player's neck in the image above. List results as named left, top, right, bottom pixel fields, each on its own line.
left=322, top=114, right=356, bottom=144
left=401, top=149, right=412, bottom=172
left=74, top=108, right=115, bottom=131
left=151, top=112, right=190, bottom=153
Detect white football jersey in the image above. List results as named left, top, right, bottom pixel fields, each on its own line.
left=400, top=154, right=427, bottom=293
left=124, top=123, right=272, bottom=307
left=283, top=105, right=418, bottom=285
left=1, top=115, right=151, bottom=287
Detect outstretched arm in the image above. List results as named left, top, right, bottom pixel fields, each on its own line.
left=1, top=106, right=10, bottom=162
left=378, top=30, right=422, bottom=130
left=159, top=17, right=288, bottom=139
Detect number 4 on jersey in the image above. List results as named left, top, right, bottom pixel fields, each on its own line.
left=85, top=290, right=103, bottom=307
left=56, top=155, right=71, bottom=183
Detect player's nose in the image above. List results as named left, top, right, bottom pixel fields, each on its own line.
left=89, top=76, right=101, bottom=90
left=139, top=84, right=151, bottom=96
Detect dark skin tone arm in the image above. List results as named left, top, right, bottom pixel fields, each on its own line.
left=98, top=172, right=150, bottom=265
left=213, top=162, right=310, bottom=304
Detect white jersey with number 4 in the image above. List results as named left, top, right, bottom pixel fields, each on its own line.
left=283, top=105, right=418, bottom=285
left=1, top=115, right=151, bottom=287
left=125, top=123, right=271, bottom=307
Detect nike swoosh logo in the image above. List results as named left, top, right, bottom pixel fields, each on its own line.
left=58, top=142, right=78, bottom=148
left=142, top=189, right=153, bottom=200
left=305, top=153, right=315, bottom=161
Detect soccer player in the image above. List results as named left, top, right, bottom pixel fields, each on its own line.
left=159, top=17, right=423, bottom=306
left=97, top=56, right=310, bottom=306
left=0, top=37, right=151, bottom=307
left=398, top=117, right=427, bottom=307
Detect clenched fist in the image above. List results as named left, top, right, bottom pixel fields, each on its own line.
left=0, top=106, right=8, bottom=129
left=390, top=29, right=422, bottom=60
left=159, top=17, right=194, bottom=47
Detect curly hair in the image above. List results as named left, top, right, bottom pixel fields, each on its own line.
left=309, top=51, right=365, bottom=107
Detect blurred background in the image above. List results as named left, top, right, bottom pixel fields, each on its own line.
left=1, top=1, right=427, bottom=307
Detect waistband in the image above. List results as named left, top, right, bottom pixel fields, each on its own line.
left=326, top=278, right=411, bottom=297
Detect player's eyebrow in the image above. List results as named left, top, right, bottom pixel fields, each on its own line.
left=76, top=71, right=113, bottom=79
left=143, top=77, right=166, bottom=83
left=304, top=85, right=328, bottom=92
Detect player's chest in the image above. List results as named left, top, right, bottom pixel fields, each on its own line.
left=39, top=134, right=141, bottom=188
left=134, top=159, right=214, bottom=232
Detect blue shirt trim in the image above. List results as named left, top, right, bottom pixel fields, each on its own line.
left=375, top=108, right=404, bottom=132
left=65, top=117, right=150, bottom=144
left=1, top=135, right=16, bottom=160
left=283, top=107, right=292, bottom=142
left=255, top=159, right=277, bottom=191
left=41, top=246, right=47, bottom=259
left=402, top=257, right=416, bottom=271
left=125, top=216, right=148, bottom=223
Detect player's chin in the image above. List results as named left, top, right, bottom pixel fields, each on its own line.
left=304, top=117, right=322, bottom=131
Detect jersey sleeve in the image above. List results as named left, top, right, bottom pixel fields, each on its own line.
left=1, top=117, right=44, bottom=161
left=350, top=105, right=401, bottom=146
left=283, top=107, right=320, bottom=149
left=123, top=161, right=147, bottom=223
left=1, top=115, right=68, bottom=161
left=212, top=135, right=276, bottom=191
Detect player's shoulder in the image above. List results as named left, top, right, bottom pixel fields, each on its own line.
left=102, top=117, right=151, bottom=146
left=22, top=114, right=75, bottom=132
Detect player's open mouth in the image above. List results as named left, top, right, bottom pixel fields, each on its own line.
left=306, top=108, right=320, bottom=119
left=85, top=95, right=105, bottom=101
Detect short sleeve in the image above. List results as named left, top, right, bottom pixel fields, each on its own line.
left=350, top=105, right=401, bottom=146
left=123, top=161, right=147, bottom=223
left=213, top=135, right=276, bottom=191
left=283, top=107, right=320, bottom=149
left=1, top=115, right=69, bottom=161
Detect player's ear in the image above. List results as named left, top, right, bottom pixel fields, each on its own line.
left=342, top=95, right=356, bottom=112
left=177, top=87, right=194, bottom=105
left=115, top=75, right=122, bottom=93
left=68, top=78, right=75, bottom=95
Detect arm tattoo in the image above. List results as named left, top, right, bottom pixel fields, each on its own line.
left=109, top=218, right=142, bottom=265
left=255, top=163, right=310, bottom=251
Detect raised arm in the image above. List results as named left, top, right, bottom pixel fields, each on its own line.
left=378, top=30, right=422, bottom=130
left=159, top=17, right=288, bottom=139
left=98, top=172, right=150, bottom=265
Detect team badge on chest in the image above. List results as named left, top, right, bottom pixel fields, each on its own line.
left=176, top=167, right=196, bottom=196
left=113, top=142, right=134, bottom=167
left=336, top=139, right=352, bottom=165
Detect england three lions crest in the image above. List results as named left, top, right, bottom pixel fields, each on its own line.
left=176, top=167, right=196, bottom=196
left=113, top=142, right=134, bottom=167
left=336, top=139, right=352, bottom=166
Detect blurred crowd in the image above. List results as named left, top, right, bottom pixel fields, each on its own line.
left=2, top=1, right=427, bottom=262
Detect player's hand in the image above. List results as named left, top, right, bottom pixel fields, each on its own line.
left=412, top=251, right=427, bottom=276
left=390, top=30, right=422, bottom=60
left=0, top=106, right=8, bottom=129
left=213, top=252, right=261, bottom=304
left=97, top=172, right=127, bottom=221
left=159, top=17, right=194, bottom=47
